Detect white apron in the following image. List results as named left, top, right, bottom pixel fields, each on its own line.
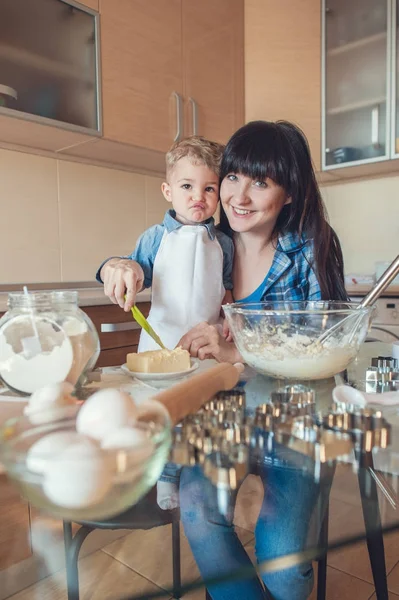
left=138, top=225, right=225, bottom=352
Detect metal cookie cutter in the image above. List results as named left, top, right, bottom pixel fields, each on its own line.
left=323, top=406, right=391, bottom=453
left=169, top=427, right=197, bottom=466
left=271, top=384, right=316, bottom=416
left=366, top=356, right=399, bottom=393
left=274, top=415, right=353, bottom=482
left=203, top=445, right=250, bottom=518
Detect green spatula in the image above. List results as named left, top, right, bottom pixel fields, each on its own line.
left=130, top=303, right=166, bottom=350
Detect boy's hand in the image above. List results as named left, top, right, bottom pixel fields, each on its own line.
left=178, top=322, right=242, bottom=364
left=101, top=258, right=144, bottom=311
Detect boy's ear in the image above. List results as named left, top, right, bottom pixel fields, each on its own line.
left=161, top=182, right=172, bottom=203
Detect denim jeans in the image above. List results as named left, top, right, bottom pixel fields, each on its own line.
left=159, top=462, right=181, bottom=484
left=180, top=450, right=333, bottom=600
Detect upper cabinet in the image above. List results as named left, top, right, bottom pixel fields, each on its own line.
left=323, top=0, right=389, bottom=169
left=246, top=0, right=399, bottom=181
left=101, top=0, right=244, bottom=153
left=0, top=0, right=244, bottom=170
left=100, top=0, right=183, bottom=153
left=245, top=0, right=322, bottom=171
left=182, top=0, right=244, bottom=145
left=0, top=0, right=100, bottom=133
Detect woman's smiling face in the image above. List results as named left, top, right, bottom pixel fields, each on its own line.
left=220, top=173, right=291, bottom=234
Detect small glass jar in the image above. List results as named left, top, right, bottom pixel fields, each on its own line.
left=0, top=291, right=100, bottom=395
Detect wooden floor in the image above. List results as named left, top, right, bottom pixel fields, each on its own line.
left=3, top=467, right=399, bottom=600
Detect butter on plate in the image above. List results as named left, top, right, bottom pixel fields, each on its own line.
left=126, top=348, right=191, bottom=374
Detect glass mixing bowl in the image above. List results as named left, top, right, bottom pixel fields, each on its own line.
left=0, top=401, right=171, bottom=521
left=223, top=301, right=375, bottom=380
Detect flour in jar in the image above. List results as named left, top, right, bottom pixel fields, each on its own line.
left=239, top=329, right=357, bottom=380
left=0, top=317, right=74, bottom=394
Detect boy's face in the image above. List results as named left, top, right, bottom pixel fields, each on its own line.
left=161, top=157, right=219, bottom=224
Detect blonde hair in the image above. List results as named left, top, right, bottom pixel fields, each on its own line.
left=166, top=136, right=224, bottom=178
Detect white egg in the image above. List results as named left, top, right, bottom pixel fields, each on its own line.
left=101, top=427, right=150, bottom=449
left=28, top=382, right=75, bottom=408
left=101, top=427, right=155, bottom=484
left=76, top=389, right=138, bottom=441
left=26, top=431, right=85, bottom=474
left=42, top=438, right=113, bottom=509
left=24, top=382, right=76, bottom=424
left=135, top=399, right=170, bottom=427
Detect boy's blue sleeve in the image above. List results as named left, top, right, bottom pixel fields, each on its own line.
left=216, top=231, right=234, bottom=290
left=95, top=225, right=164, bottom=288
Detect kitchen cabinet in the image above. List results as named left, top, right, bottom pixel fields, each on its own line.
left=100, top=0, right=183, bottom=153
left=101, top=0, right=244, bottom=152
left=82, top=302, right=151, bottom=367
left=245, top=0, right=399, bottom=182
left=0, top=0, right=244, bottom=173
left=182, top=0, right=244, bottom=144
left=245, top=0, right=323, bottom=172
left=0, top=0, right=100, bottom=141
left=323, top=0, right=389, bottom=169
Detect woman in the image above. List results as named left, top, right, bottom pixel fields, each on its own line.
left=177, top=120, right=346, bottom=600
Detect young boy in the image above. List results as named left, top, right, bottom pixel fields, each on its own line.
left=97, top=136, right=234, bottom=508
left=120, top=136, right=233, bottom=353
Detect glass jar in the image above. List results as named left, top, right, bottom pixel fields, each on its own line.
left=0, top=291, right=100, bottom=395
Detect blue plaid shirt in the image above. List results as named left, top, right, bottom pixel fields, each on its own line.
left=235, top=231, right=321, bottom=303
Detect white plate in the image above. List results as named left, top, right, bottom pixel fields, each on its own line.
left=121, top=360, right=199, bottom=381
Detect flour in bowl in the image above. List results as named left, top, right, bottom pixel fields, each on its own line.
left=238, top=329, right=357, bottom=380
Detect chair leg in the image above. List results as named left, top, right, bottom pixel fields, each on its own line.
left=316, top=503, right=329, bottom=600
left=63, top=522, right=93, bottom=600
left=356, top=453, right=389, bottom=600
left=171, top=519, right=182, bottom=599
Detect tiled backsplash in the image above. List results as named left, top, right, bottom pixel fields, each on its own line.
left=321, top=176, right=399, bottom=275
left=1, top=144, right=397, bottom=283
left=0, top=148, right=167, bottom=284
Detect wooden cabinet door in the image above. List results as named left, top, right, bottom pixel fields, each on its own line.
left=245, top=0, right=322, bottom=171
left=100, top=0, right=183, bottom=152
left=78, top=0, right=99, bottom=10
left=182, top=0, right=244, bottom=145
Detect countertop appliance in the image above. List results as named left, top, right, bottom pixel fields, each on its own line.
left=349, top=296, right=399, bottom=342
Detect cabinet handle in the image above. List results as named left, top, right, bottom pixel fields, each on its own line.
left=101, top=322, right=140, bottom=333
left=189, top=97, right=198, bottom=135
left=173, top=91, right=183, bottom=142
left=371, top=105, right=380, bottom=148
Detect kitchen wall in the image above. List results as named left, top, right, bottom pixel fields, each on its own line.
left=1, top=146, right=397, bottom=283
left=0, top=148, right=168, bottom=284
left=321, top=176, right=399, bottom=275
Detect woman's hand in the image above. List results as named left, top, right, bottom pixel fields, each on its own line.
left=101, top=258, right=144, bottom=311
left=178, top=322, right=242, bottom=363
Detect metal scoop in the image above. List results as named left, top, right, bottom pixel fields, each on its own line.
left=318, top=255, right=399, bottom=345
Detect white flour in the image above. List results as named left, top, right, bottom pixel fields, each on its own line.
left=0, top=317, right=74, bottom=394
left=238, top=329, right=357, bottom=380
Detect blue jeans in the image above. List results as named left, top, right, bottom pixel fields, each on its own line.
left=180, top=453, right=333, bottom=600
left=159, top=462, right=181, bottom=484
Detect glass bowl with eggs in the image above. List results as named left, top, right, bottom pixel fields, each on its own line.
left=223, top=301, right=374, bottom=380
left=0, top=386, right=171, bottom=521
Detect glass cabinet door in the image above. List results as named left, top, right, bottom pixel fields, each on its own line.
left=393, top=0, right=399, bottom=158
left=0, top=0, right=99, bottom=132
left=323, top=0, right=389, bottom=169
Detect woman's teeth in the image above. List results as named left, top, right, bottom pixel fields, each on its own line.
left=233, top=207, right=253, bottom=215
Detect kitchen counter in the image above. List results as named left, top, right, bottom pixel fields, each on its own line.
left=346, top=284, right=399, bottom=297
left=0, top=285, right=152, bottom=313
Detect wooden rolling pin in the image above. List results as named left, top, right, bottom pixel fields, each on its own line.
left=153, top=362, right=244, bottom=426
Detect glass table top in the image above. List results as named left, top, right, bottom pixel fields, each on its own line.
left=1, top=342, right=399, bottom=600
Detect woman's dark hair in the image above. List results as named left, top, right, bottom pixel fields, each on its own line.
left=219, top=120, right=347, bottom=301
